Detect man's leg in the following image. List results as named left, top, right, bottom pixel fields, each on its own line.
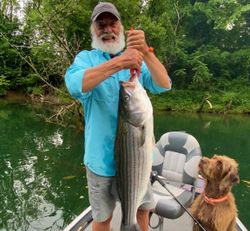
left=92, top=216, right=112, bottom=231
left=137, top=181, right=154, bottom=231
left=137, top=209, right=150, bottom=231
left=86, top=168, right=116, bottom=231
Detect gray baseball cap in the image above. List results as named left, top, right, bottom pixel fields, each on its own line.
left=91, top=2, right=120, bottom=21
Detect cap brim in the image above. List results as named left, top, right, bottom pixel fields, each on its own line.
left=92, top=12, right=120, bottom=22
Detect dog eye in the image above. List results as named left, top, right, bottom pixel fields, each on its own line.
left=216, top=160, right=222, bottom=166
left=216, top=160, right=223, bottom=168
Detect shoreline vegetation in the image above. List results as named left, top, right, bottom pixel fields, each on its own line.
left=1, top=1, right=249, bottom=121
left=1, top=85, right=249, bottom=130
left=150, top=87, right=250, bottom=114
left=2, top=85, right=250, bottom=115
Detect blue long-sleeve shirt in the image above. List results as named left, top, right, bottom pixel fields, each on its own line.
left=64, top=49, right=171, bottom=176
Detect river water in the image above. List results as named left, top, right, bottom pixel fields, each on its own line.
left=0, top=101, right=249, bottom=230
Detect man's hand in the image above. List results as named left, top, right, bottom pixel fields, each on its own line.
left=126, top=29, right=148, bottom=55
left=119, top=48, right=144, bottom=71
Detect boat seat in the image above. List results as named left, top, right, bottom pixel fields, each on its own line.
left=151, top=131, right=202, bottom=219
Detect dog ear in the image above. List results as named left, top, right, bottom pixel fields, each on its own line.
left=230, top=170, right=240, bottom=185
left=219, top=167, right=239, bottom=191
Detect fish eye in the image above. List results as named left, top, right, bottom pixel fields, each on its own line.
left=124, top=95, right=130, bottom=101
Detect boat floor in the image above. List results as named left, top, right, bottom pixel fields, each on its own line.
left=67, top=201, right=247, bottom=231
left=84, top=202, right=193, bottom=231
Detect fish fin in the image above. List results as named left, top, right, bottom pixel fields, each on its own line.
left=140, top=125, right=146, bottom=146
left=120, top=224, right=141, bottom=231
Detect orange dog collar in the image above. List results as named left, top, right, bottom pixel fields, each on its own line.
left=204, top=193, right=229, bottom=205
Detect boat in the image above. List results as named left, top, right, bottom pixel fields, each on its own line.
left=63, top=205, right=247, bottom=231
left=64, top=132, right=248, bottom=231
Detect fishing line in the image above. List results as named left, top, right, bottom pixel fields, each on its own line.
left=151, top=171, right=207, bottom=231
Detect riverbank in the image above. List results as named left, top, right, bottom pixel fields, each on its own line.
left=150, top=88, right=250, bottom=114
left=2, top=87, right=250, bottom=115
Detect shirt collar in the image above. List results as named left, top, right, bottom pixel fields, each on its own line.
left=93, top=49, right=122, bottom=60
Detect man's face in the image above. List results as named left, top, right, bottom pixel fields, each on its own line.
left=94, top=13, right=121, bottom=43
left=91, top=12, right=125, bottom=54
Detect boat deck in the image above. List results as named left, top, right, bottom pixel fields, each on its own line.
left=84, top=203, right=193, bottom=231
left=64, top=202, right=248, bottom=231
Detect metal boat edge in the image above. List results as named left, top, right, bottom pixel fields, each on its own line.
left=237, top=217, right=248, bottom=231
left=64, top=206, right=92, bottom=231
left=63, top=206, right=248, bottom=231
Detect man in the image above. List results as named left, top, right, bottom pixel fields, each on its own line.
left=65, top=2, right=171, bottom=231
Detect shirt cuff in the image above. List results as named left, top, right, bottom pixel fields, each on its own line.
left=65, top=68, right=91, bottom=100
left=151, top=76, right=172, bottom=94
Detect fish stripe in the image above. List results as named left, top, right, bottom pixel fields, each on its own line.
left=118, top=122, right=150, bottom=225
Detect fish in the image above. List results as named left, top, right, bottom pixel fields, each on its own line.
left=115, top=77, right=154, bottom=231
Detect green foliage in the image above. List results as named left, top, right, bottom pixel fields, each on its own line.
left=0, top=75, right=10, bottom=96
left=0, top=9, right=27, bottom=89
left=18, top=73, right=41, bottom=87
left=26, top=85, right=44, bottom=95
left=150, top=84, right=250, bottom=114
left=191, top=62, right=212, bottom=90
left=0, top=0, right=249, bottom=114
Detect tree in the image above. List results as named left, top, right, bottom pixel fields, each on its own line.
left=0, top=0, right=249, bottom=95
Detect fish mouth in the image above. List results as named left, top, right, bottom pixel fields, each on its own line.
left=120, top=81, right=136, bottom=88
left=120, top=81, right=136, bottom=95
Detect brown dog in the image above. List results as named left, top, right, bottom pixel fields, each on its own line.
left=190, top=155, right=240, bottom=231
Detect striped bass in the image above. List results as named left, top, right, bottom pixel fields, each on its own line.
left=115, top=77, right=154, bottom=231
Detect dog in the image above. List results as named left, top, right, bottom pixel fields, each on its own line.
left=190, top=155, right=240, bottom=231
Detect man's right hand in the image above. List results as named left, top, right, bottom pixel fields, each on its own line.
left=119, top=48, right=144, bottom=71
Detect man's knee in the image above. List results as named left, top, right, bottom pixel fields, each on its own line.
left=137, top=209, right=149, bottom=217
left=102, top=215, right=112, bottom=224
left=92, top=215, right=112, bottom=231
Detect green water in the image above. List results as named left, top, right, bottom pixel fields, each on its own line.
left=0, top=102, right=249, bottom=230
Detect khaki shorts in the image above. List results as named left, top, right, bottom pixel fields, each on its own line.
left=86, top=167, right=154, bottom=222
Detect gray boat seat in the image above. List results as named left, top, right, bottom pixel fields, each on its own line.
left=151, top=131, right=202, bottom=219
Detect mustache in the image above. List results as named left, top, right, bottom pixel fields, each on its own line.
left=100, top=32, right=117, bottom=40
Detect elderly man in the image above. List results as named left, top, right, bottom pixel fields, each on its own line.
left=65, top=2, right=171, bottom=231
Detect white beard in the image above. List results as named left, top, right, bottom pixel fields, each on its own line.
left=91, top=24, right=125, bottom=55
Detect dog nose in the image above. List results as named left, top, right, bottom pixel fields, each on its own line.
left=199, top=158, right=207, bottom=168
left=199, top=160, right=203, bottom=169
left=200, top=158, right=205, bottom=164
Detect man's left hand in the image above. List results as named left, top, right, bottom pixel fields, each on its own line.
left=126, top=29, right=149, bottom=55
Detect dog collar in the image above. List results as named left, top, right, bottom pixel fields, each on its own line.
left=204, top=192, right=229, bottom=205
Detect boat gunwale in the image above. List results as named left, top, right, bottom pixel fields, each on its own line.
left=63, top=206, right=92, bottom=231
left=63, top=206, right=248, bottom=231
